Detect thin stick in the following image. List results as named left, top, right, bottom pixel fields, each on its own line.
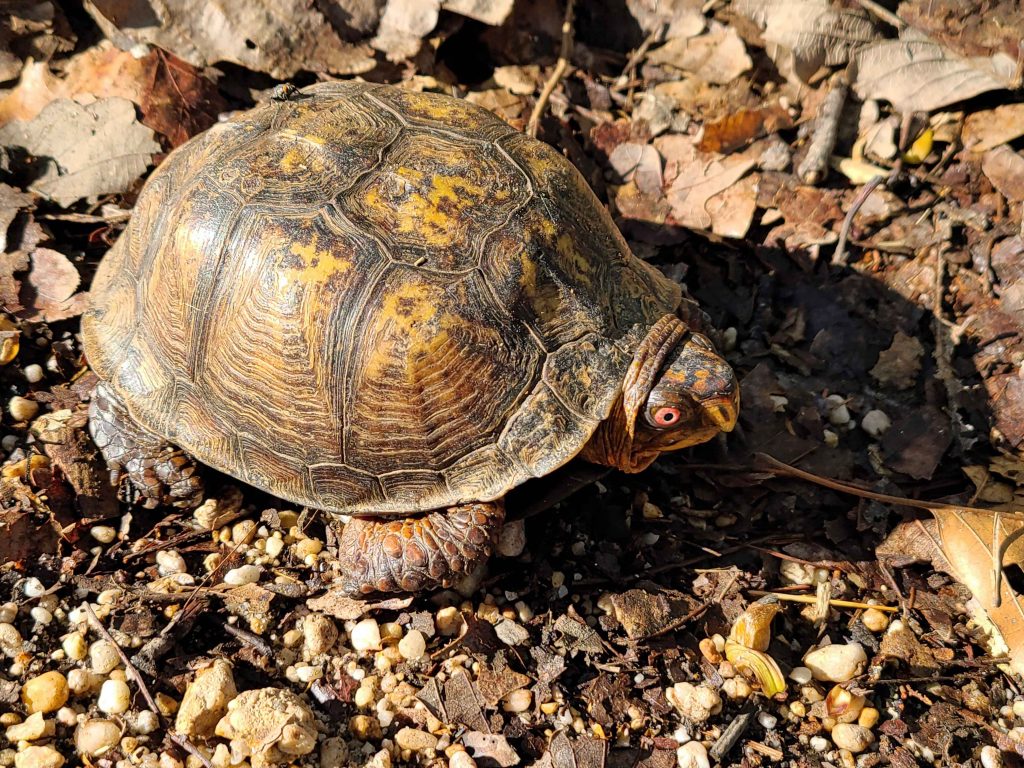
left=84, top=603, right=214, bottom=768
left=745, top=590, right=899, bottom=612
left=832, top=174, right=885, bottom=265
left=527, top=0, right=576, bottom=138
left=854, top=0, right=906, bottom=29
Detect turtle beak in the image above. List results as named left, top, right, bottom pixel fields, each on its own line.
left=701, top=392, right=739, bottom=433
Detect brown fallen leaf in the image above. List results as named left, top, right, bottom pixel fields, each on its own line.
left=698, top=103, right=793, bottom=154
left=442, top=0, right=515, bottom=25
left=608, top=587, right=701, bottom=639
left=963, top=104, right=1024, bottom=153
left=607, top=142, right=663, bottom=196
left=705, top=173, right=759, bottom=239
left=851, top=29, right=1019, bottom=114
left=734, top=0, right=877, bottom=82
left=870, top=330, right=924, bottom=390
left=306, top=588, right=413, bottom=620
left=372, top=0, right=440, bottom=60
left=17, top=248, right=88, bottom=323
left=0, top=184, right=33, bottom=253
left=463, top=732, right=520, bottom=767
left=87, top=0, right=375, bottom=79
left=982, top=145, right=1024, bottom=202
left=647, top=24, right=752, bottom=85
left=627, top=0, right=705, bottom=38
left=659, top=136, right=758, bottom=232
left=0, top=98, right=160, bottom=207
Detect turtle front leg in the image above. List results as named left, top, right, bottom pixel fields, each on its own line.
left=337, top=501, right=505, bottom=595
left=88, top=381, right=204, bottom=509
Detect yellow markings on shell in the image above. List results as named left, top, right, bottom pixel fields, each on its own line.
left=365, top=281, right=458, bottom=381
left=287, top=233, right=352, bottom=284
left=555, top=234, right=592, bottom=289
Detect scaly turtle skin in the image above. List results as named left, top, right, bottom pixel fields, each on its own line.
left=82, top=81, right=739, bottom=595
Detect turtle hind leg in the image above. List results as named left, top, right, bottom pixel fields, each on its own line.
left=88, top=381, right=203, bottom=509
left=337, top=501, right=505, bottom=595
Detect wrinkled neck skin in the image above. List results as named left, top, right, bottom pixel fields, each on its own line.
left=580, top=314, right=690, bottom=473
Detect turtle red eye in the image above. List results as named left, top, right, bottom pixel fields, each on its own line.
left=652, top=406, right=682, bottom=427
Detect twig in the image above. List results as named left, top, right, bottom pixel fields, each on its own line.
left=797, top=79, right=848, bottom=185
left=612, top=24, right=665, bottom=93
left=832, top=174, right=885, bottom=265
left=527, top=0, right=576, bottom=138
left=83, top=603, right=214, bottom=768
left=745, top=741, right=785, bottom=761
left=746, top=590, right=899, bottom=612
left=710, top=712, right=753, bottom=762
left=854, top=0, right=906, bottom=29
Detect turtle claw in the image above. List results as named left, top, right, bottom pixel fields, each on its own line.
left=337, top=501, right=505, bottom=596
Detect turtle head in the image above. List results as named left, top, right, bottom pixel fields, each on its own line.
left=631, top=332, right=739, bottom=454
left=581, top=316, right=738, bottom=473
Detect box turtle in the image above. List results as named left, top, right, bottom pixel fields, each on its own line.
left=82, top=81, right=739, bottom=595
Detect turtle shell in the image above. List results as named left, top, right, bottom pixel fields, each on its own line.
left=82, top=81, right=682, bottom=515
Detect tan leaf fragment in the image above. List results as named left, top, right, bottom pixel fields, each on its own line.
left=648, top=24, right=752, bottom=85
left=0, top=98, right=160, bottom=207
left=870, top=330, right=923, bottom=390
left=963, top=104, right=1024, bottom=153
left=851, top=29, right=1019, bottom=114
left=662, top=137, right=757, bottom=231
left=18, top=248, right=88, bottom=323
left=442, top=0, right=514, bottom=26
left=982, top=145, right=1024, bottom=202
left=607, top=143, right=663, bottom=196
left=88, top=0, right=375, bottom=79
left=372, top=0, right=440, bottom=60
left=705, top=173, right=759, bottom=239
left=734, top=0, right=876, bottom=82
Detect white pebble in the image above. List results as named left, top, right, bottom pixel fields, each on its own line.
left=75, top=719, right=122, bottom=757
left=8, top=396, right=38, bottom=422
left=981, top=745, right=1003, bottom=768
left=30, top=607, right=53, bottom=625
left=803, top=643, right=867, bottom=683
left=23, top=577, right=46, bottom=598
left=825, top=395, right=851, bottom=426
left=810, top=736, right=830, bottom=752
left=789, top=666, right=813, bottom=685
left=501, top=689, right=532, bottom=713
left=23, top=364, right=44, bottom=383
left=398, top=629, right=426, bottom=661
left=860, top=409, right=892, bottom=438
left=449, top=752, right=478, bottom=768
left=97, top=679, right=131, bottom=715
left=496, top=519, right=527, bottom=557
left=0, top=603, right=16, bottom=623
left=1, top=434, right=17, bottom=451
left=90, top=641, right=121, bottom=675
left=265, top=537, right=285, bottom=558
left=676, top=741, right=710, bottom=768
left=156, top=550, right=186, bottom=575
left=90, top=527, right=117, bottom=544
left=0, top=623, right=23, bottom=655
left=757, top=711, right=777, bottom=730
left=62, top=634, right=87, bottom=661
left=350, top=619, right=381, bottom=653
left=223, top=564, right=261, bottom=586
left=830, top=723, right=874, bottom=753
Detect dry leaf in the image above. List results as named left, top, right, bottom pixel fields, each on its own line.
left=982, top=145, right=1024, bottom=202
left=705, top=173, right=759, bottom=238
left=462, top=732, right=520, bottom=767
left=372, top=0, right=440, bottom=60
left=627, top=0, right=705, bottom=38
left=607, top=143, right=663, bottom=196
left=851, top=29, right=1019, bottom=114
left=648, top=24, right=752, bottom=85
left=661, top=136, right=757, bottom=231
left=963, top=104, right=1024, bottom=153
left=870, top=330, right=923, bottom=389
left=88, top=0, right=375, bottom=79
left=17, top=248, right=87, bottom=323
left=734, top=0, right=876, bottom=82
left=698, top=103, right=793, bottom=154
left=0, top=98, right=160, bottom=207
left=442, top=0, right=514, bottom=25
left=0, top=185, right=32, bottom=253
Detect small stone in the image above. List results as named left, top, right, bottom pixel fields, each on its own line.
left=90, top=526, right=117, bottom=544
left=665, top=683, right=722, bottom=723
left=22, top=671, right=69, bottom=714
left=29, top=607, right=52, bottom=625
left=810, top=736, right=830, bottom=752
left=62, top=633, right=87, bottom=661
left=757, top=712, right=777, bottom=730
left=803, top=643, right=867, bottom=683
left=223, top=564, right=261, bottom=586
left=6, top=712, right=52, bottom=742
left=435, top=607, right=464, bottom=637
left=89, top=641, right=121, bottom=675
left=494, top=619, right=529, bottom=646
left=97, top=679, right=131, bottom=715
left=349, top=714, right=383, bottom=741
left=0, top=623, right=22, bottom=656
left=303, top=614, right=339, bottom=658
left=676, top=741, right=710, bottom=768
left=721, top=677, right=751, bottom=700
left=8, top=396, right=38, bottom=422
left=789, top=666, right=813, bottom=685
left=14, top=746, right=64, bottom=768
left=132, top=710, right=159, bottom=735
left=75, top=719, right=122, bottom=757
left=981, top=745, right=1003, bottom=768
left=155, top=550, right=187, bottom=576
left=449, top=752, right=478, bottom=768
left=861, top=608, right=889, bottom=633
left=175, top=659, right=237, bottom=739
left=395, top=727, right=438, bottom=752
left=398, top=629, right=426, bottom=660
left=215, top=688, right=317, bottom=763
left=350, top=618, right=381, bottom=653
left=825, top=395, right=851, bottom=426
left=67, top=669, right=102, bottom=696
left=496, top=520, right=527, bottom=557
left=830, top=723, right=874, bottom=753
left=265, top=537, right=285, bottom=559
left=23, top=365, right=43, bottom=384
left=857, top=707, right=879, bottom=729
left=501, top=689, right=532, bottom=713
left=860, top=410, right=891, bottom=438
